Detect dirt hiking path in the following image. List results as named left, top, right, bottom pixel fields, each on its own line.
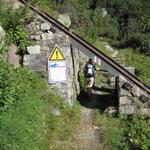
left=69, top=106, right=106, bottom=150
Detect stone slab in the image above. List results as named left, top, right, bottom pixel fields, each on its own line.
left=27, top=45, right=41, bottom=54
left=41, top=23, right=51, bottom=31
left=120, top=105, right=135, bottom=115
left=120, top=97, right=132, bottom=105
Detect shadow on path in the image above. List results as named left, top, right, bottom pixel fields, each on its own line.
left=77, top=87, right=116, bottom=112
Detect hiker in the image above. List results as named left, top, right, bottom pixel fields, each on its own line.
left=84, top=58, right=100, bottom=96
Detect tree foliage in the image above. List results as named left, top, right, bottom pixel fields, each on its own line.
left=62, top=0, right=150, bottom=55
left=0, top=1, right=30, bottom=56
left=94, top=0, right=150, bottom=55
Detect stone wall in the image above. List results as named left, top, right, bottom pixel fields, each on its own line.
left=118, top=76, right=150, bottom=117
left=23, top=14, right=79, bottom=106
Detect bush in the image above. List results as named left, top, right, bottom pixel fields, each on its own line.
left=0, top=2, right=28, bottom=31
left=0, top=2, right=30, bottom=56
left=126, top=117, right=150, bottom=150
left=8, top=26, right=29, bottom=56
left=123, top=17, right=150, bottom=55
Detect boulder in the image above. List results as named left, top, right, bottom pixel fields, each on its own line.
left=139, top=95, right=150, bottom=103
left=120, top=97, right=132, bottom=105
left=120, top=105, right=135, bottom=115
left=49, top=106, right=60, bottom=116
left=41, top=32, right=54, bottom=41
left=125, top=67, right=135, bottom=75
left=2, top=0, right=21, bottom=9
left=23, top=55, right=30, bottom=66
left=41, top=23, right=51, bottom=31
left=27, top=45, right=41, bottom=54
left=122, top=82, right=132, bottom=91
left=41, top=46, right=49, bottom=52
left=140, top=108, right=150, bottom=117
left=7, top=44, right=20, bottom=68
left=101, top=8, right=107, bottom=17
left=58, top=3, right=79, bottom=24
left=0, top=26, right=5, bottom=41
left=29, top=35, right=41, bottom=41
left=131, top=86, right=146, bottom=98
left=105, top=45, right=114, bottom=51
left=26, top=22, right=39, bottom=33
left=58, top=13, right=71, bottom=28
left=23, top=54, right=36, bottom=66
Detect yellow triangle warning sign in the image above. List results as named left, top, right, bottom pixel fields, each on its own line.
left=49, top=46, right=65, bottom=61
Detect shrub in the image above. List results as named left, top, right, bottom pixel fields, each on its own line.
left=8, top=26, right=29, bottom=56
left=0, top=2, right=30, bottom=56
left=126, top=117, right=150, bottom=150
left=0, top=2, right=28, bottom=31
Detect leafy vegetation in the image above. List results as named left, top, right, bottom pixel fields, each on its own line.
left=0, top=1, right=149, bottom=150
left=0, top=1, right=30, bottom=56
left=92, top=110, right=127, bottom=150
left=29, top=0, right=150, bottom=55
left=118, top=48, right=150, bottom=86
left=8, top=26, right=29, bottom=56
left=94, top=0, right=150, bottom=55
left=92, top=110, right=150, bottom=150
left=125, top=117, right=150, bottom=150
left=0, top=60, right=80, bottom=150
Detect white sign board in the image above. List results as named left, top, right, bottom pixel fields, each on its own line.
left=48, top=61, right=67, bottom=83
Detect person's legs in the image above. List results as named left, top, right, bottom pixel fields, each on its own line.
left=87, top=77, right=94, bottom=96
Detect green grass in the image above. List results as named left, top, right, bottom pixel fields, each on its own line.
left=0, top=60, right=80, bottom=150
left=30, top=0, right=58, bottom=18
left=118, top=48, right=150, bottom=86
left=92, top=110, right=128, bottom=150
left=94, top=38, right=113, bottom=56
left=92, top=110, right=150, bottom=150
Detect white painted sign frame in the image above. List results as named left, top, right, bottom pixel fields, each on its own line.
left=48, top=60, right=67, bottom=83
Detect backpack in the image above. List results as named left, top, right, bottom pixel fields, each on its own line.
left=85, top=64, right=95, bottom=77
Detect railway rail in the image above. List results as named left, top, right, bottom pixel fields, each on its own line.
left=19, top=0, right=150, bottom=94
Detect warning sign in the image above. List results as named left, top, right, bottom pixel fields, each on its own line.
left=48, top=45, right=67, bottom=83
left=49, top=45, right=65, bottom=61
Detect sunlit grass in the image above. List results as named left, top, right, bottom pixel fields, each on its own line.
left=118, top=48, right=150, bottom=86
left=92, top=110, right=128, bottom=150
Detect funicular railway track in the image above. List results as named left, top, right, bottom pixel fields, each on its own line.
left=19, top=0, right=150, bottom=94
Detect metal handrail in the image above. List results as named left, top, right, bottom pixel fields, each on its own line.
left=19, top=0, right=150, bottom=94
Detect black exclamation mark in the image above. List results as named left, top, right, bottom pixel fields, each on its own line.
left=56, top=51, right=58, bottom=59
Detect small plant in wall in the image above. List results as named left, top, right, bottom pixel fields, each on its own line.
left=8, top=26, right=29, bottom=56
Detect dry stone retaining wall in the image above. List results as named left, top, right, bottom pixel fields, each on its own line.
left=118, top=76, right=150, bottom=117
left=23, top=14, right=79, bottom=106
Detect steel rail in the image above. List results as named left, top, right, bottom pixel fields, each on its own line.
left=19, top=0, right=150, bottom=94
